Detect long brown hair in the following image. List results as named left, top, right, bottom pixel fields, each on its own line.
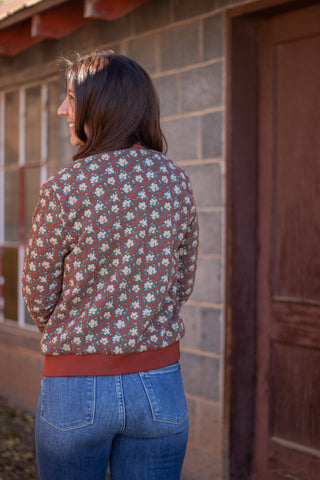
left=61, top=51, right=167, bottom=160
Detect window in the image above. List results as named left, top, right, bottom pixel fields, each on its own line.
left=0, top=78, right=61, bottom=326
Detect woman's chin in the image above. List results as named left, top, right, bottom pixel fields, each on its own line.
left=70, top=135, right=82, bottom=147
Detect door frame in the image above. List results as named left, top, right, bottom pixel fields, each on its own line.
left=225, top=0, right=320, bottom=478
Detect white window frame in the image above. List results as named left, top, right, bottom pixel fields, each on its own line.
left=0, top=76, right=58, bottom=327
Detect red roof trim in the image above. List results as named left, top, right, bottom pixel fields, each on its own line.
left=0, top=0, right=150, bottom=56
left=0, top=20, right=44, bottom=55
left=31, top=0, right=91, bottom=39
left=84, top=0, right=149, bottom=20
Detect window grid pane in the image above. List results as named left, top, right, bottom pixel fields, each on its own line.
left=0, top=78, right=59, bottom=327
left=4, top=91, right=19, bottom=166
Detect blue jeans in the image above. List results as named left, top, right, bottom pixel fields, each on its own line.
left=35, top=362, right=189, bottom=480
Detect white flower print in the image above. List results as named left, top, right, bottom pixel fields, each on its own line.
left=118, top=157, right=128, bottom=166
left=145, top=293, right=156, bottom=303
left=122, top=183, right=133, bottom=193
left=62, top=185, right=72, bottom=194
left=161, top=258, right=170, bottom=266
left=97, top=231, right=107, bottom=240
left=89, top=319, right=98, bottom=328
left=75, top=272, right=84, bottom=281
left=61, top=173, right=71, bottom=180
left=74, top=221, right=82, bottom=231
left=98, top=214, right=108, bottom=224
left=86, top=345, right=97, bottom=353
left=112, top=334, right=122, bottom=343
left=89, top=163, right=99, bottom=171
left=148, top=238, right=159, bottom=248
left=115, top=320, right=126, bottom=329
left=121, top=266, right=132, bottom=276
left=113, top=346, right=123, bottom=354
left=95, top=187, right=104, bottom=197
left=90, top=174, right=100, bottom=185
left=150, top=182, right=159, bottom=192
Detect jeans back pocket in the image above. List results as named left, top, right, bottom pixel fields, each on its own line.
left=40, top=376, right=95, bottom=431
left=140, top=363, right=188, bottom=424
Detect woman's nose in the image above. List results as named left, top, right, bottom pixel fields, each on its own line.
left=57, top=98, right=68, bottom=116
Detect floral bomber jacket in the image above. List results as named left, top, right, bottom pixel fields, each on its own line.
left=22, top=146, right=199, bottom=359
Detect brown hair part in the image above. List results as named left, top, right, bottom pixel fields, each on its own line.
left=61, top=51, right=167, bottom=160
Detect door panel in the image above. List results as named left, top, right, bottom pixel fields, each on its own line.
left=255, top=5, right=320, bottom=479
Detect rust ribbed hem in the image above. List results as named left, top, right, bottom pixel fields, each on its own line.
left=42, top=342, right=180, bottom=377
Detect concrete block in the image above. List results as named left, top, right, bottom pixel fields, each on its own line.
left=201, top=307, right=222, bottom=354
left=181, top=304, right=199, bottom=349
left=192, top=257, right=222, bottom=304
left=154, top=74, right=178, bottom=116
left=162, top=116, right=198, bottom=161
left=182, top=444, right=222, bottom=479
left=127, top=34, right=157, bottom=73
left=198, top=401, right=222, bottom=450
left=173, top=0, right=216, bottom=21
left=184, top=163, right=222, bottom=207
left=203, top=12, right=224, bottom=60
left=62, top=18, right=132, bottom=52
left=133, top=0, right=171, bottom=34
left=181, top=350, right=220, bottom=401
left=185, top=395, right=197, bottom=443
left=198, top=210, right=222, bottom=255
left=160, top=22, right=200, bottom=71
left=202, top=110, right=223, bottom=158
left=181, top=62, right=223, bottom=112
left=0, top=343, right=43, bottom=413
left=182, top=401, right=223, bottom=479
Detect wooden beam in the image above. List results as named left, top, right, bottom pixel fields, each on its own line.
left=0, top=21, right=43, bottom=56
left=84, top=0, right=149, bottom=20
left=0, top=0, right=151, bottom=56
left=0, top=0, right=67, bottom=32
left=31, top=0, right=91, bottom=38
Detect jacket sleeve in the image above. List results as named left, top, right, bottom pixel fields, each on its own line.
left=177, top=203, right=199, bottom=306
left=22, top=181, right=70, bottom=333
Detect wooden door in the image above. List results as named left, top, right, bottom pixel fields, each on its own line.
left=254, top=4, right=320, bottom=479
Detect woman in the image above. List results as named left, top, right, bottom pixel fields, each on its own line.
left=22, top=51, right=198, bottom=480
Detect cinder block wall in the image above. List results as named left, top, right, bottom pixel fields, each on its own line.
left=0, top=0, right=251, bottom=479
left=119, top=1, right=228, bottom=478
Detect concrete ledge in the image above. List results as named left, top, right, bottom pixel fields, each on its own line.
left=0, top=322, right=43, bottom=413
